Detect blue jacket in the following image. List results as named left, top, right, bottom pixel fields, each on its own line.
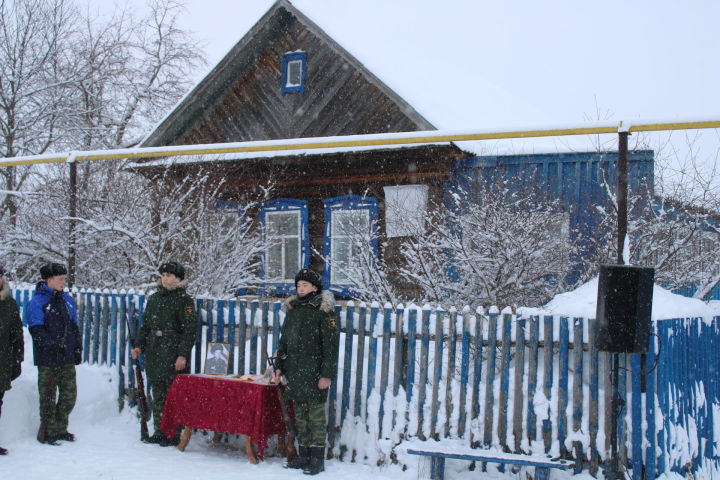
left=27, top=282, right=81, bottom=366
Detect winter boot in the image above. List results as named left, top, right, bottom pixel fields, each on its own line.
left=302, top=446, right=325, bottom=475
left=0, top=446, right=7, bottom=455
left=285, top=445, right=310, bottom=469
left=144, top=431, right=165, bottom=444
left=55, top=432, right=75, bottom=442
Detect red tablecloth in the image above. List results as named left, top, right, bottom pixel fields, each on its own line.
left=160, top=374, right=286, bottom=458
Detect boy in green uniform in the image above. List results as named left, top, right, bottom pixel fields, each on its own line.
left=272, top=269, right=339, bottom=475
left=0, top=266, right=23, bottom=454
left=131, top=261, right=197, bottom=446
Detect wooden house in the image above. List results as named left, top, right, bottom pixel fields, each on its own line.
left=133, top=0, right=654, bottom=298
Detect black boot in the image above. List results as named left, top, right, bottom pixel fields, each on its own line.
left=144, top=432, right=165, bottom=444
left=286, top=445, right=310, bottom=469
left=0, top=446, right=7, bottom=455
left=303, top=446, right=325, bottom=475
left=55, top=432, right=75, bottom=442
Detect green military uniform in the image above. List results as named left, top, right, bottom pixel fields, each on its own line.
left=136, top=280, right=197, bottom=434
left=276, top=290, right=339, bottom=447
left=0, top=282, right=23, bottom=394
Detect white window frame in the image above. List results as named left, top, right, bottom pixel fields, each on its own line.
left=265, top=210, right=302, bottom=283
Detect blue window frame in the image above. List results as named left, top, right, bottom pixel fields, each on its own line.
left=322, top=195, right=379, bottom=297
left=281, top=51, right=307, bottom=95
left=259, top=199, right=310, bottom=296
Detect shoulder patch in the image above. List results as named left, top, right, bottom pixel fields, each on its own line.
left=328, top=316, right=337, bottom=329
left=185, top=305, right=195, bottom=316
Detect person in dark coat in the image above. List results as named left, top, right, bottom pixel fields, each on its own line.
left=0, top=266, right=23, bottom=455
left=27, top=263, right=82, bottom=445
left=272, top=268, right=339, bottom=475
left=131, top=261, right=197, bottom=446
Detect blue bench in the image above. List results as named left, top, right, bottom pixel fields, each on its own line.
left=407, top=444, right=573, bottom=480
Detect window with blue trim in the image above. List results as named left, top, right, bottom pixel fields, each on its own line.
left=281, top=51, right=307, bottom=95
left=259, top=199, right=310, bottom=294
left=322, top=195, right=379, bottom=296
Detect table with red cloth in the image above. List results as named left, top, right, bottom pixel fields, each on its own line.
left=160, top=374, right=286, bottom=460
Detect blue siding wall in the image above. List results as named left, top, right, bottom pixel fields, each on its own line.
left=452, top=150, right=654, bottom=284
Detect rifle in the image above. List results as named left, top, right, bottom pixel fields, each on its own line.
left=37, top=374, right=58, bottom=445
left=126, top=315, right=150, bottom=442
left=268, top=354, right=297, bottom=460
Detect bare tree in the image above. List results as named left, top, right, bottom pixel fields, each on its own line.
left=0, top=0, right=80, bottom=223
left=588, top=131, right=720, bottom=299
left=399, top=182, right=578, bottom=309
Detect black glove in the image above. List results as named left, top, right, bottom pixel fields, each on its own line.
left=74, top=349, right=82, bottom=365
left=11, top=362, right=21, bottom=380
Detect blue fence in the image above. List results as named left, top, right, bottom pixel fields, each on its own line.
left=12, top=286, right=720, bottom=476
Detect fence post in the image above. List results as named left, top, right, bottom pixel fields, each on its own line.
left=458, top=308, right=471, bottom=439
left=589, top=317, right=600, bottom=474
left=416, top=307, right=430, bottom=440
left=430, top=307, right=444, bottom=440
left=512, top=314, right=526, bottom=453
left=249, top=300, right=259, bottom=375
left=353, top=303, right=366, bottom=419
left=378, top=304, right=392, bottom=438
left=558, top=316, right=570, bottom=457
left=228, top=299, right=237, bottom=375
left=341, top=302, right=355, bottom=429
left=117, top=291, right=127, bottom=411
left=542, top=315, right=554, bottom=453
left=572, top=317, right=584, bottom=473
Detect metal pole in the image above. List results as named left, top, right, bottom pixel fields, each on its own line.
left=608, top=352, right=623, bottom=480
left=68, top=160, right=77, bottom=287
left=617, top=131, right=629, bottom=264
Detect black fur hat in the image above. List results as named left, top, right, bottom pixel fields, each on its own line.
left=40, top=263, right=67, bottom=280
left=294, top=268, right=322, bottom=290
left=159, top=261, right=185, bottom=280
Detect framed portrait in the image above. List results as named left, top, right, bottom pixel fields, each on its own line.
left=204, top=342, right=230, bottom=375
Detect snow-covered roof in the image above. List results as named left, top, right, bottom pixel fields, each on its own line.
left=127, top=141, right=453, bottom=168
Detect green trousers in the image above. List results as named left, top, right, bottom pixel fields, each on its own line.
left=38, top=364, right=77, bottom=436
left=294, top=402, right=327, bottom=446
left=150, top=378, right=172, bottom=434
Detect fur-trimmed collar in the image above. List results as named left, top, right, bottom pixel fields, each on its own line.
left=0, top=279, right=8, bottom=301
left=282, top=290, right=335, bottom=313
left=156, top=278, right=189, bottom=292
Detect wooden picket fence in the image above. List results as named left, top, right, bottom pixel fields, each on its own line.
left=11, top=286, right=720, bottom=477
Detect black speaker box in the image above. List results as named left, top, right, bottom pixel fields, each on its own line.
left=595, top=264, right=654, bottom=353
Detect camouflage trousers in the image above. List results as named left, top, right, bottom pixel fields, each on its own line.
left=38, top=364, right=77, bottom=436
left=150, top=377, right=173, bottom=434
left=293, top=402, right=327, bottom=446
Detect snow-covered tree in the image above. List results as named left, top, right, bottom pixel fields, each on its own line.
left=0, top=0, right=79, bottom=224
left=398, top=182, right=578, bottom=309
left=589, top=133, right=720, bottom=299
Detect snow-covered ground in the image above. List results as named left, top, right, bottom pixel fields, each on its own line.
left=1, top=331, right=563, bottom=480
left=2, top=279, right=719, bottom=479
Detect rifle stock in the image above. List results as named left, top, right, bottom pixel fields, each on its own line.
left=277, top=382, right=297, bottom=460
left=126, top=314, right=150, bottom=442
left=134, top=362, right=150, bottom=442
left=268, top=354, right=297, bottom=460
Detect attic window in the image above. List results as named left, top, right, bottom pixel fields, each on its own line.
left=281, top=51, right=307, bottom=95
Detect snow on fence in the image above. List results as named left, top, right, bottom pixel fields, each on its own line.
left=11, top=286, right=720, bottom=477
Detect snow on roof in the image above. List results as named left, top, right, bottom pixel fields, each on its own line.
left=525, top=276, right=720, bottom=322
left=127, top=141, right=452, bottom=168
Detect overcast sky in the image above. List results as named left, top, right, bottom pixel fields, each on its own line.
left=114, top=0, right=720, bottom=161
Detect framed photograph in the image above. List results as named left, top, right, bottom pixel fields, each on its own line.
left=204, top=342, right=230, bottom=375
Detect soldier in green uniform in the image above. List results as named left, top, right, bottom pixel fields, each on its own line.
left=0, top=266, right=23, bottom=455
left=272, top=268, right=339, bottom=475
left=131, top=261, right=197, bottom=446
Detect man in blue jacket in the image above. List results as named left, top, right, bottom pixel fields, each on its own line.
left=27, top=263, right=82, bottom=445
